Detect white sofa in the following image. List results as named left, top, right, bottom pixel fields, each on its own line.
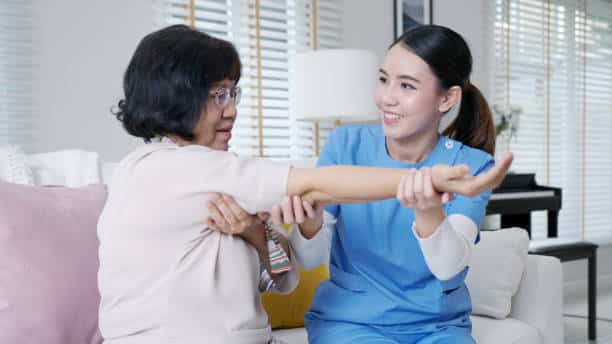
left=6, top=149, right=563, bottom=344
left=273, top=253, right=563, bottom=344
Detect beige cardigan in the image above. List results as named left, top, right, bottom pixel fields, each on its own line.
left=97, top=142, right=298, bottom=344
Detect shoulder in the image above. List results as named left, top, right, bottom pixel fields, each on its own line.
left=327, top=124, right=381, bottom=149
left=449, top=139, right=494, bottom=175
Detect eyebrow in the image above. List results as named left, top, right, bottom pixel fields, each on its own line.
left=379, top=68, right=421, bottom=83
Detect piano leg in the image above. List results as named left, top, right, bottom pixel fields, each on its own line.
left=500, top=213, right=531, bottom=238
left=547, top=210, right=559, bottom=238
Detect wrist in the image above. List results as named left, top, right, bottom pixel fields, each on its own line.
left=240, top=221, right=266, bottom=248
left=299, top=219, right=322, bottom=239
left=414, top=206, right=445, bottom=238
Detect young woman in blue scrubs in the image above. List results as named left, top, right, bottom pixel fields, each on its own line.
left=209, top=25, right=502, bottom=343
left=272, top=25, right=497, bottom=343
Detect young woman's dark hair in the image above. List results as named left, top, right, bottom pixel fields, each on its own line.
left=391, top=25, right=495, bottom=155
left=113, top=24, right=241, bottom=142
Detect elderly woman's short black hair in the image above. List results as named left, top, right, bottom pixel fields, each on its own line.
left=113, top=24, right=241, bottom=142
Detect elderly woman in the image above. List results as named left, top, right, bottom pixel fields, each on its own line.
left=97, top=25, right=512, bottom=344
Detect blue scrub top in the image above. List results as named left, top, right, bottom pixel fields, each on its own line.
left=307, top=125, right=494, bottom=331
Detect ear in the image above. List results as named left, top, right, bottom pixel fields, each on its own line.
left=438, top=85, right=462, bottom=113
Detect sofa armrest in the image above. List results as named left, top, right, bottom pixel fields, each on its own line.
left=510, top=254, right=563, bottom=344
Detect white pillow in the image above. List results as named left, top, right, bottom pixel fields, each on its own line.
left=0, top=145, right=34, bottom=185
left=27, top=150, right=101, bottom=187
left=466, top=227, right=529, bottom=319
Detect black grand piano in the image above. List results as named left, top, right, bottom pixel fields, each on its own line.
left=486, top=173, right=562, bottom=238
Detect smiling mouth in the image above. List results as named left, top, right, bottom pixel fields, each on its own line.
left=383, top=111, right=406, bottom=121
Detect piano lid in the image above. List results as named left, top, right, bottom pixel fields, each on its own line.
left=495, top=173, right=537, bottom=190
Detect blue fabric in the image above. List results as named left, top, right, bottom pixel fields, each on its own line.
left=308, top=125, right=493, bottom=336
left=305, top=317, right=475, bottom=344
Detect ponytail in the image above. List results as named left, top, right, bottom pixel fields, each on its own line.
left=442, top=83, right=495, bottom=155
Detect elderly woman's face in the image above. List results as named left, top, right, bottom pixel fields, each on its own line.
left=192, top=79, right=238, bottom=151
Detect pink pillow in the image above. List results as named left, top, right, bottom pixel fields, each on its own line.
left=0, top=182, right=106, bottom=344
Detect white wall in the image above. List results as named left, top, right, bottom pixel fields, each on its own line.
left=343, top=0, right=491, bottom=98
left=36, top=0, right=151, bottom=162
left=343, top=0, right=395, bottom=64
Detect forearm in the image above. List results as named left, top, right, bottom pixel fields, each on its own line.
left=286, top=153, right=512, bottom=204
left=287, top=166, right=405, bottom=204
left=289, top=212, right=335, bottom=270
left=413, top=207, right=446, bottom=238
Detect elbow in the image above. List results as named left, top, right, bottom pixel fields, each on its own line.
left=430, top=262, right=468, bottom=281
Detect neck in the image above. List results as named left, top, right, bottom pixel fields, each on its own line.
left=166, top=135, right=192, bottom=147
left=385, top=130, right=440, bottom=164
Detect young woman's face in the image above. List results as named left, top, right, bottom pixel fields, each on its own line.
left=192, top=79, right=238, bottom=151
left=374, top=44, right=443, bottom=141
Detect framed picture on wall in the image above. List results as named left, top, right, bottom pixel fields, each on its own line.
left=393, top=0, right=433, bottom=38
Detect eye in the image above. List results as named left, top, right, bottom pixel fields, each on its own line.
left=378, top=76, right=387, bottom=84
left=401, top=82, right=416, bottom=90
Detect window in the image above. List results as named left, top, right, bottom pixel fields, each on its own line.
left=490, top=0, right=612, bottom=242
left=0, top=0, right=35, bottom=150
left=154, top=0, right=343, bottom=159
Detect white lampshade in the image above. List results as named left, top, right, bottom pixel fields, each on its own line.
left=290, top=49, right=379, bottom=122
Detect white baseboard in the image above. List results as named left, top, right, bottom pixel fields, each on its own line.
left=564, top=273, right=612, bottom=303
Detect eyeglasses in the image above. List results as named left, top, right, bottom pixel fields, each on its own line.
left=209, top=86, right=241, bottom=108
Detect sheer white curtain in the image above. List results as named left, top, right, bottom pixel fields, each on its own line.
left=0, top=0, right=36, bottom=150
left=489, top=0, right=612, bottom=242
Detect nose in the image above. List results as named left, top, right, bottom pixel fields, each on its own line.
left=381, top=84, right=398, bottom=107
left=223, top=101, right=238, bottom=119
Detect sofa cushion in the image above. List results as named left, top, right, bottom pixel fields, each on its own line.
left=273, top=327, right=309, bottom=343
left=0, top=182, right=106, bottom=344
left=472, top=316, right=540, bottom=344
left=466, top=227, right=529, bottom=319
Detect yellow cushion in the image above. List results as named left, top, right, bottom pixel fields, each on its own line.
left=261, top=225, right=329, bottom=329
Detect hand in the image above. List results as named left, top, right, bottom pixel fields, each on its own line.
left=397, top=167, right=452, bottom=210
left=431, top=152, right=513, bottom=198
left=206, top=193, right=269, bottom=236
left=271, top=195, right=324, bottom=239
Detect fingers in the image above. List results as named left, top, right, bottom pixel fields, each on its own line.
left=398, top=168, right=444, bottom=210
left=397, top=169, right=416, bottom=208
left=302, top=200, right=316, bottom=219
left=207, top=200, right=228, bottom=231
left=271, top=204, right=283, bottom=226
left=461, top=153, right=514, bottom=197
left=396, top=174, right=405, bottom=204
left=209, top=194, right=237, bottom=226
left=487, top=152, right=514, bottom=188
left=222, top=194, right=250, bottom=222
left=431, top=152, right=514, bottom=198
left=281, top=196, right=294, bottom=224
left=257, top=211, right=270, bottom=222
left=413, top=169, right=426, bottom=208
left=405, top=169, right=416, bottom=205
left=441, top=192, right=453, bottom=203
left=292, top=196, right=305, bottom=224
left=423, top=168, right=435, bottom=199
